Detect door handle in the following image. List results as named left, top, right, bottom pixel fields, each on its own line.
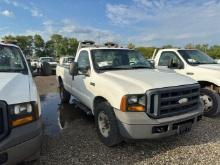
left=186, top=72, right=194, bottom=75
left=90, top=82, right=95, bottom=86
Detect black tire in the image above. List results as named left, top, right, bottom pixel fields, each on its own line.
left=200, top=88, right=220, bottom=117
left=41, top=62, right=52, bottom=76
left=59, top=84, right=71, bottom=103
left=95, top=102, right=122, bottom=146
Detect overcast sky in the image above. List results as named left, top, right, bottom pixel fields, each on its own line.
left=0, top=0, right=220, bottom=47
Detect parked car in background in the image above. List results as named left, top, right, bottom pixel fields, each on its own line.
left=31, top=58, right=38, bottom=70
left=0, top=42, right=42, bottom=164
left=37, top=57, right=57, bottom=75
left=56, top=41, right=203, bottom=146
left=59, top=56, right=75, bottom=66
left=153, top=49, right=220, bottom=117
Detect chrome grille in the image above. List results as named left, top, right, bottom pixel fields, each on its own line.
left=146, top=84, right=200, bottom=118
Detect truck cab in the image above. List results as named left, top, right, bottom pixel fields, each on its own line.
left=56, top=41, right=203, bottom=146
left=153, top=48, right=220, bottom=117
left=0, top=43, right=42, bottom=164
left=59, top=56, right=75, bottom=66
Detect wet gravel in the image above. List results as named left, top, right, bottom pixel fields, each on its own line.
left=35, top=76, right=220, bottom=165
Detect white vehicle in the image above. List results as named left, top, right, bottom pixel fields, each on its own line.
left=0, top=43, right=42, bottom=164
left=153, top=49, right=220, bottom=117
left=56, top=41, right=203, bottom=146
left=37, top=57, right=57, bottom=75
left=215, top=59, right=220, bottom=64
left=30, top=59, right=38, bottom=70
left=59, top=56, right=75, bottom=66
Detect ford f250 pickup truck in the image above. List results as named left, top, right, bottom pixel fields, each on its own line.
left=0, top=42, right=42, bottom=164
left=153, top=49, right=220, bottom=117
left=56, top=41, right=203, bottom=146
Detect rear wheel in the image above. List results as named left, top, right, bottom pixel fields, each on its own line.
left=59, top=83, right=71, bottom=103
left=200, top=88, right=220, bottom=117
left=95, top=102, right=122, bottom=146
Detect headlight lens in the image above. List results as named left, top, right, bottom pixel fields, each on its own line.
left=120, top=95, right=146, bottom=112
left=9, top=102, right=39, bottom=128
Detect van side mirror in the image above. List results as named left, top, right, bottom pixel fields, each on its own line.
left=69, top=62, right=78, bottom=76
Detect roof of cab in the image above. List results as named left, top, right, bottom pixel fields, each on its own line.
left=79, top=47, right=131, bottom=51
left=0, top=42, right=19, bottom=48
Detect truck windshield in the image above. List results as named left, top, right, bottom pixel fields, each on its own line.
left=0, top=45, right=28, bottom=73
left=91, top=49, right=153, bottom=70
left=41, top=58, right=55, bottom=62
left=178, top=50, right=216, bottom=65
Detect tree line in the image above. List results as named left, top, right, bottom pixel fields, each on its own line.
left=2, top=34, right=220, bottom=59
left=128, top=43, right=220, bottom=59
left=2, top=34, right=78, bottom=58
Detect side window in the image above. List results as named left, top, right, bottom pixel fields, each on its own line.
left=77, top=51, right=90, bottom=72
left=158, top=52, right=182, bottom=68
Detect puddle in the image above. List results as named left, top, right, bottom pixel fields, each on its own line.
left=40, top=92, right=93, bottom=137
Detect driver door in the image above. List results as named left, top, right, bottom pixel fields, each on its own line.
left=158, top=51, right=185, bottom=75
left=71, top=50, right=93, bottom=108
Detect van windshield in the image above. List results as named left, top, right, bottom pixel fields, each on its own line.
left=91, top=49, right=153, bottom=71
left=0, top=45, right=28, bottom=73
left=178, top=50, right=216, bottom=65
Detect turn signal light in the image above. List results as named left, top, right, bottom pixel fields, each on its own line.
left=12, top=116, right=33, bottom=127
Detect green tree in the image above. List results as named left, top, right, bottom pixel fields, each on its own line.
left=127, top=43, right=135, bottom=49
left=34, top=34, right=45, bottom=57
left=135, top=47, right=156, bottom=59
left=16, top=35, right=33, bottom=57
left=185, top=43, right=195, bottom=49
left=162, top=44, right=173, bottom=49
left=67, top=38, right=78, bottom=56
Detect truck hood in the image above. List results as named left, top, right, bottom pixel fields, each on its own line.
left=101, top=69, right=196, bottom=93
left=196, top=64, right=220, bottom=71
left=0, top=73, right=30, bottom=104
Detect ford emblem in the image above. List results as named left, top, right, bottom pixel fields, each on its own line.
left=178, top=98, right=188, bottom=104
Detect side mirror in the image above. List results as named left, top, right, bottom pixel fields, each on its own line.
left=69, top=62, right=78, bottom=76
left=168, top=59, right=183, bottom=69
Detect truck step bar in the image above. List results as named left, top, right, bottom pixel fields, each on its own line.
left=72, top=99, right=93, bottom=115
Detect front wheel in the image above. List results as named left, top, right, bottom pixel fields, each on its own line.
left=59, top=84, right=71, bottom=103
left=95, top=102, right=122, bottom=146
left=200, top=88, right=220, bottom=117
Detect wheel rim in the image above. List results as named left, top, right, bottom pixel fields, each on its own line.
left=200, top=94, right=213, bottom=112
left=98, top=111, right=110, bottom=138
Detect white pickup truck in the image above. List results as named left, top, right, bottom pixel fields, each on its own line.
left=0, top=42, right=42, bottom=164
left=37, top=57, right=57, bottom=75
left=56, top=41, right=203, bottom=146
left=153, top=49, right=220, bottom=117
left=59, top=56, right=75, bottom=66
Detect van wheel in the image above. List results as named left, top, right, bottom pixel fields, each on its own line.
left=200, top=88, right=220, bottom=117
left=59, top=84, right=71, bottom=103
left=95, top=102, right=122, bottom=146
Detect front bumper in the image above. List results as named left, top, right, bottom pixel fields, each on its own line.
left=115, top=105, right=203, bottom=139
left=0, top=119, right=43, bottom=165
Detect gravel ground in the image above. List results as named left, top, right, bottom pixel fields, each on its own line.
left=35, top=75, right=220, bottom=165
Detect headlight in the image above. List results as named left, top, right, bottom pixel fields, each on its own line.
left=120, top=95, right=146, bottom=112
left=9, top=102, right=40, bottom=128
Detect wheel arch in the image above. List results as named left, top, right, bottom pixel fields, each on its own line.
left=58, top=76, right=63, bottom=85
left=198, top=81, right=220, bottom=93
left=93, top=96, right=109, bottom=114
